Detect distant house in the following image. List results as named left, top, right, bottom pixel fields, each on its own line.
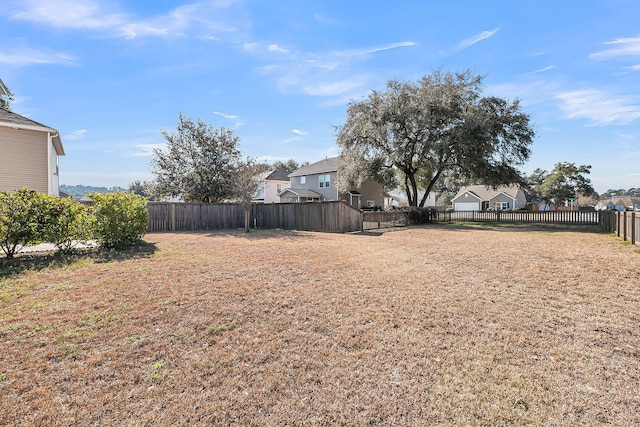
left=595, top=197, right=640, bottom=211
left=0, top=108, right=65, bottom=196
left=278, top=156, right=385, bottom=209
left=385, top=187, right=437, bottom=208
left=452, top=184, right=526, bottom=211
left=253, top=169, right=290, bottom=203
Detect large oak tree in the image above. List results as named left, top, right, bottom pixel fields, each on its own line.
left=336, top=70, right=535, bottom=207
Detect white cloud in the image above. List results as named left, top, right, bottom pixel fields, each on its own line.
left=64, top=129, right=87, bottom=140
left=9, top=0, right=125, bottom=30
left=313, top=13, right=340, bottom=26
left=528, top=65, right=555, bottom=74
left=7, top=0, right=242, bottom=39
left=292, top=129, right=308, bottom=136
left=556, top=89, right=640, bottom=125
left=335, top=41, right=417, bottom=58
left=213, top=111, right=243, bottom=127
left=131, top=143, right=165, bottom=157
left=0, top=48, right=75, bottom=67
left=282, top=136, right=300, bottom=144
left=213, top=111, right=237, bottom=119
left=457, top=28, right=499, bottom=50
left=589, top=35, right=640, bottom=60
left=268, top=44, right=289, bottom=54
left=301, top=78, right=368, bottom=97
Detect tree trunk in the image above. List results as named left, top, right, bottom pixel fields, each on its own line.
left=244, top=207, right=250, bottom=233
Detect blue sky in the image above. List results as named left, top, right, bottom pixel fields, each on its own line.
left=1, top=0, right=639, bottom=193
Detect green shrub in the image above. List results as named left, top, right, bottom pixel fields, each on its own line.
left=44, top=197, right=92, bottom=253
left=402, top=206, right=437, bottom=224
left=0, top=188, right=50, bottom=258
left=89, top=192, right=148, bottom=249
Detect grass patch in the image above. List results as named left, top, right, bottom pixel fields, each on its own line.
left=0, top=228, right=638, bottom=425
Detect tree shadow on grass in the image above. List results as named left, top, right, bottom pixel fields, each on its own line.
left=0, top=241, right=158, bottom=278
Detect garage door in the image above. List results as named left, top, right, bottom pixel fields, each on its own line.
left=455, top=202, right=480, bottom=211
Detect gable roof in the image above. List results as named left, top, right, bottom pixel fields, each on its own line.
left=289, top=156, right=338, bottom=177
left=256, top=169, right=290, bottom=181
left=453, top=184, right=521, bottom=202
left=0, top=108, right=65, bottom=156
left=277, top=188, right=322, bottom=198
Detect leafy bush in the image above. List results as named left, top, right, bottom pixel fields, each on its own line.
left=44, top=197, right=92, bottom=253
left=89, top=192, right=148, bottom=249
left=0, top=188, right=50, bottom=258
left=402, top=206, right=437, bottom=224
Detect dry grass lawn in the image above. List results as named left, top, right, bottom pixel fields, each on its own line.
left=1, top=223, right=639, bottom=426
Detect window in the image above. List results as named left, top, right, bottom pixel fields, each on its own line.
left=319, top=174, right=331, bottom=188
left=276, top=183, right=282, bottom=192
left=495, top=202, right=510, bottom=210
left=367, top=200, right=375, bottom=207
left=300, top=176, right=306, bottom=184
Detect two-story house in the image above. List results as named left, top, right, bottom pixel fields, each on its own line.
left=252, top=169, right=290, bottom=203
left=278, top=156, right=385, bottom=209
left=0, top=107, right=65, bottom=196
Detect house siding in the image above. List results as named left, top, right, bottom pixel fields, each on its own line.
left=0, top=127, right=49, bottom=194
left=264, top=179, right=289, bottom=203
left=341, top=179, right=385, bottom=208
left=291, top=172, right=339, bottom=201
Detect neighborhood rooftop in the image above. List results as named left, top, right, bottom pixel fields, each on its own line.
left=455, top=184, right=522, bottom=200
left=288, top=156, right=339, bottom=177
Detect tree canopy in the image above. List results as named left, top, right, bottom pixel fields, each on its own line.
left=600, top=188, right=640, bottom=198
left=271, top=159, right=308, bottom=173
left=530, top=162, right=595, bottom=206
left=336, top=70, right=535, bottom=207
left=150, top=114, right=241, bottom=202
left=0, top=79, right=14, bottom=111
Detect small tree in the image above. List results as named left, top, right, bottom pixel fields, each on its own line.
left=234, top=158, right=269, bottom=232
left=0, top=188, right=49, bottom=258
left=150, top=114, right=241, bottom=202
left=536, top=162, right=595, bottom=207
left=89, top=192, right=148, bottom=248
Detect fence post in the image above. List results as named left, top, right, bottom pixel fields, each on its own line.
left=632, top=211, right=636, bottom=246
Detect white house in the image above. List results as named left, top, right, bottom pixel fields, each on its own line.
left=253, top=169, right=290, bottom=203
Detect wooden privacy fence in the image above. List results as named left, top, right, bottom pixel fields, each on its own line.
left=252, top=201, right=362, bottom=233
left=147, top=202, right=245, bottom=231
left=147, top=201, right=362, bottom=233
left=439, top=210, right=601, bottom=225
left=146, top=202, right=637, bottom=242
left=599, top=210, right=639, bottom=246
left=362, top=210, right=407, bottom=230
